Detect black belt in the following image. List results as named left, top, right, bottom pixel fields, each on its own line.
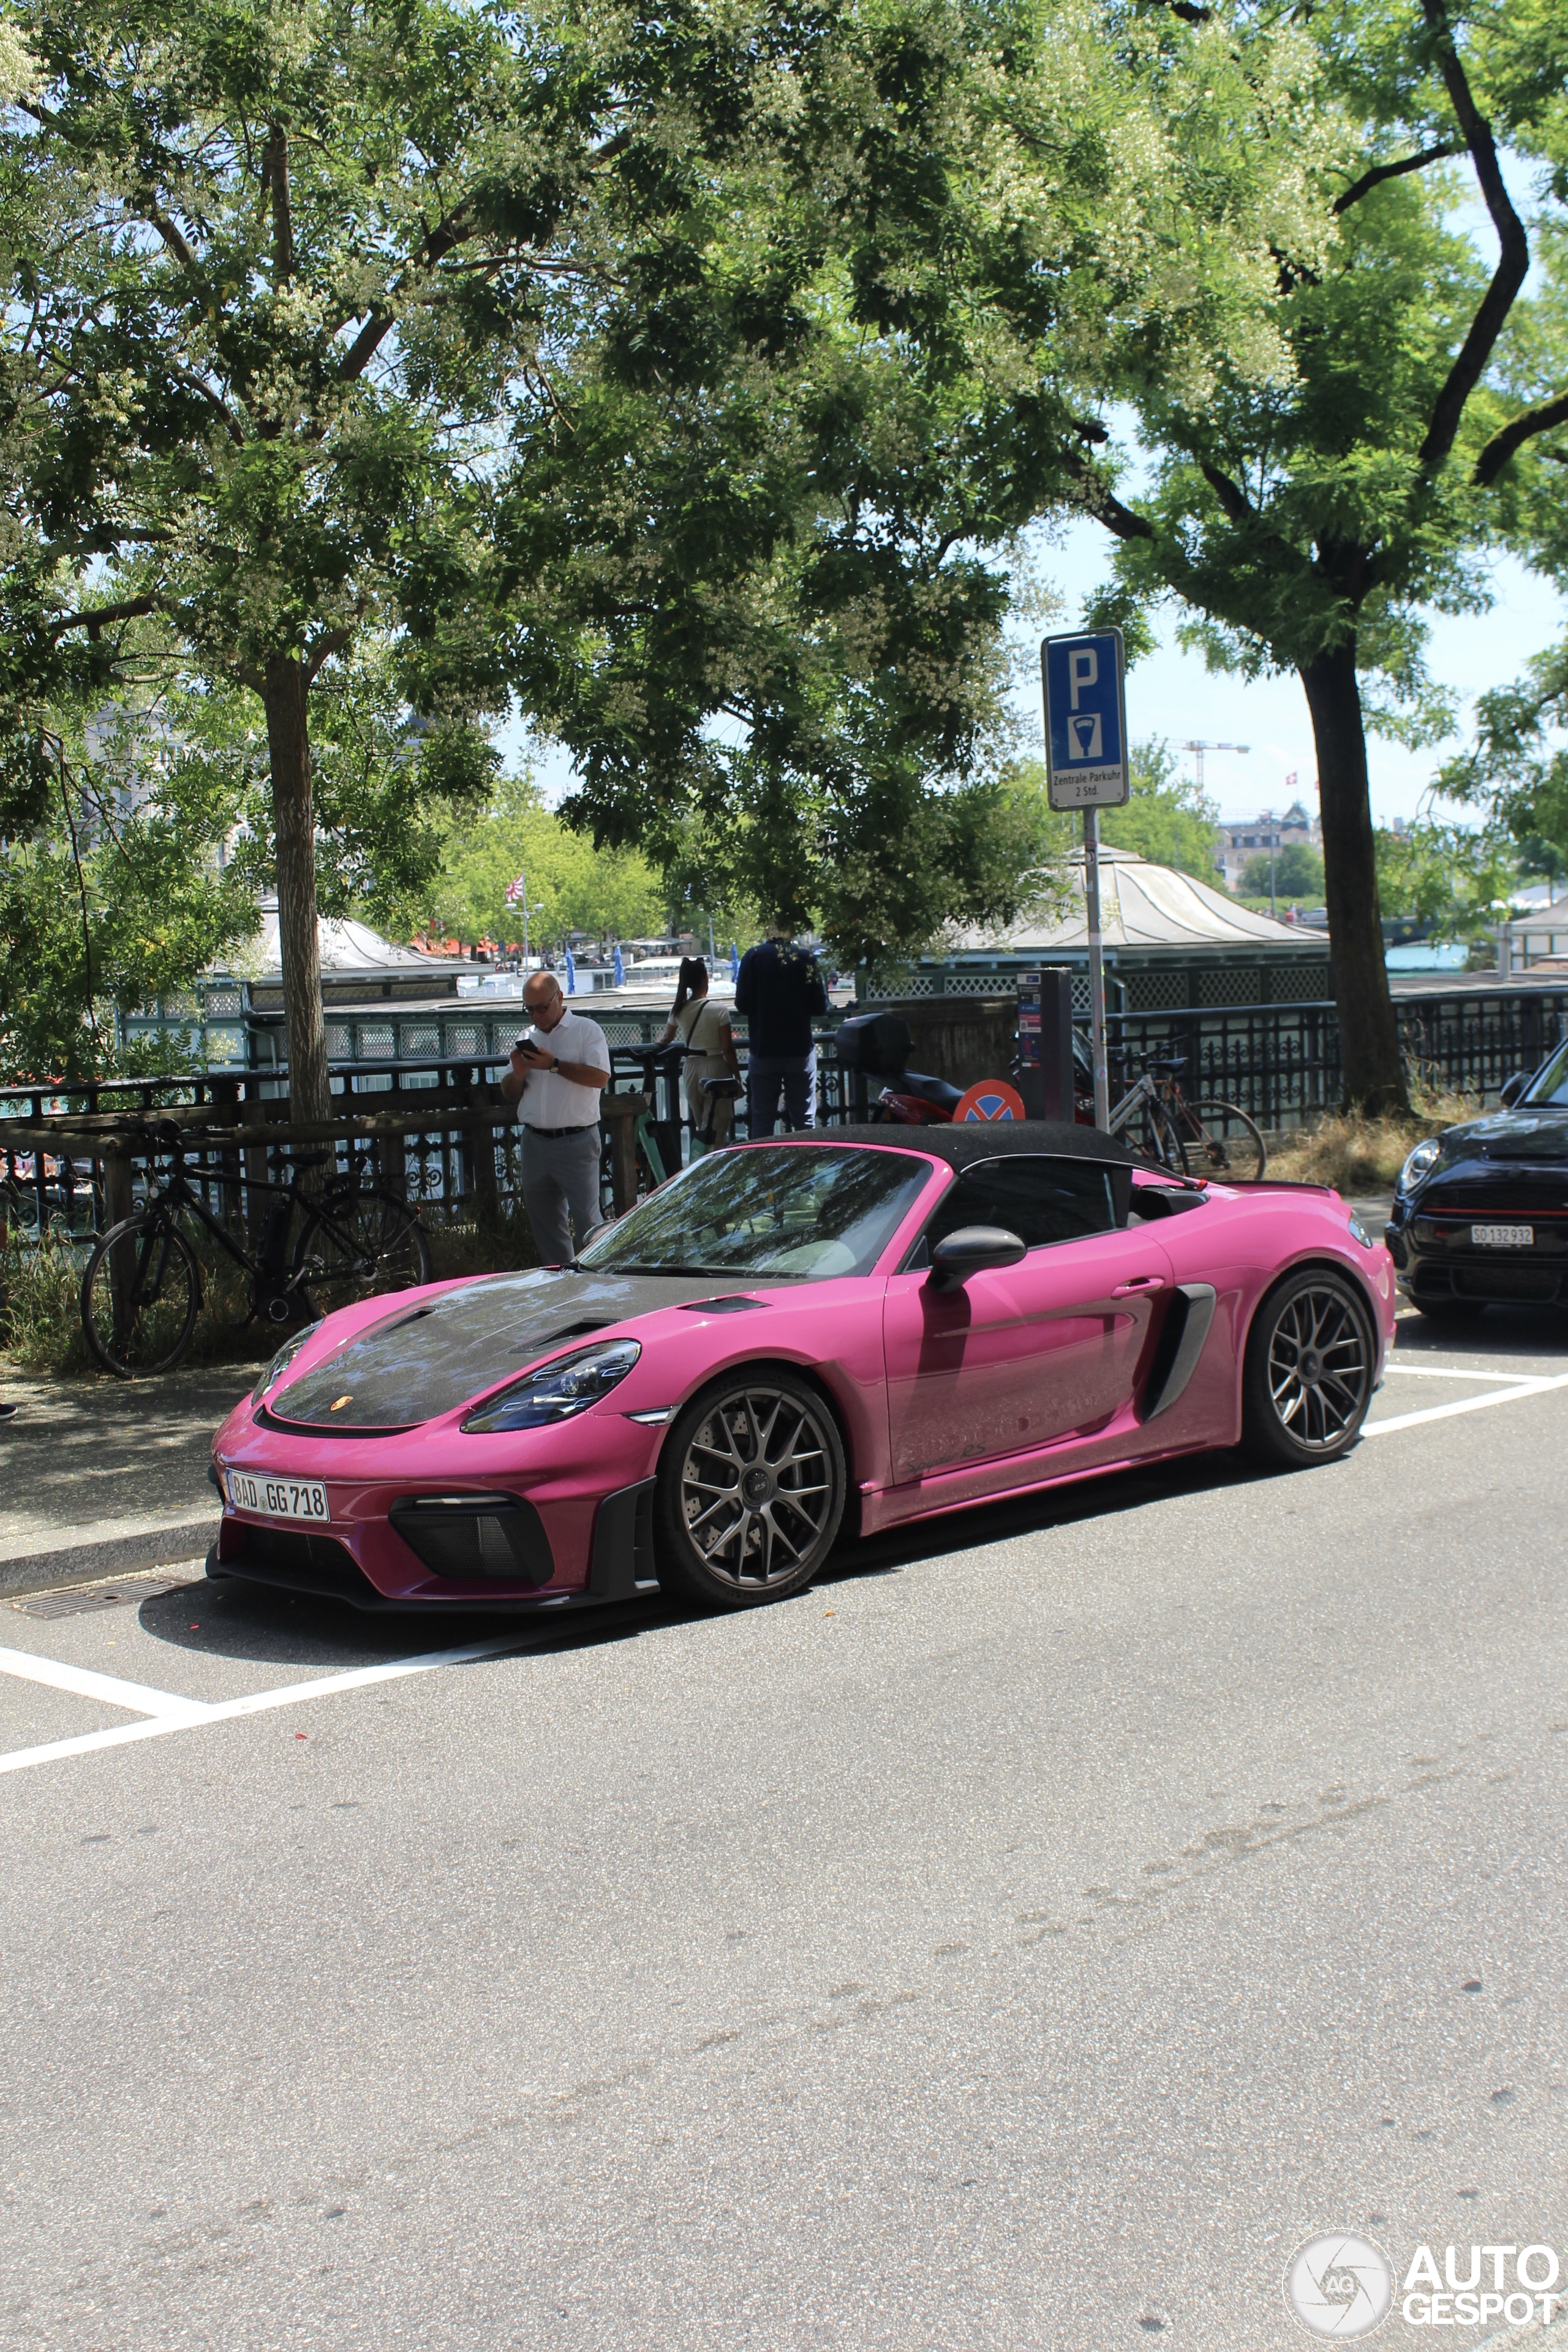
left=522, top=1122, right=600, bottom=1139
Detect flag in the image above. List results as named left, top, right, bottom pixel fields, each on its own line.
left=612, top=943, right=625, bottom=986
left=505, top=874, right=526, bottom=907
left=565, top=947, right=576, bottom=994
left=729, top=940, right=740, bottom=981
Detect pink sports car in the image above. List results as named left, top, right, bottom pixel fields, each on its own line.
left=208, top=1123, right=1396, bottom=1615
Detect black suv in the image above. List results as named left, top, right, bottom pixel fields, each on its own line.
left=1385, top=1037, right=1568, bottom=1318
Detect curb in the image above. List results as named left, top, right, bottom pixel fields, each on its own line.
left=0, top=1520, right=219, bottom=1601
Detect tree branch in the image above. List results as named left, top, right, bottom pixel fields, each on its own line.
left=1332, top=140, right=1463, bottom=215
left=1417, top=0, right=1529, bottom=471
left=48, top=596, right=157, bottom=641
left=1199, top=461, right=1254, bottom=524
left=336, top=214, right=472, bottom=382
left=1474, top=387, right=1568, bottom=486
left=265, top=124, right=294, bottom=283
left=1062, top=450, right=1155, bottom=541
left=303, top=627, right=354, bottom=686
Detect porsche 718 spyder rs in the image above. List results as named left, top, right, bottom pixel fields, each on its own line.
left=208, top=1121, right=1396, bottom=1614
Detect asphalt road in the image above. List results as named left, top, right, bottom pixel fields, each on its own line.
left=2, top=1310, right=1566, bottom=2351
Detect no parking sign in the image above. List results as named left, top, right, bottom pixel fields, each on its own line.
left=953, top=1080, right=1027, bottom=1123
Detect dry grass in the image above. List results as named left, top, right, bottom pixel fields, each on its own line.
left=1266, top=1079, right=1479, bottom=1193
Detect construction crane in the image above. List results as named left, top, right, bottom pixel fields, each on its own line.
left=1181, top=739, right=1250, bottom=791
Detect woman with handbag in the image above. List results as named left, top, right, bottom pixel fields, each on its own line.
left=656, top=959, right=742, bottom=1153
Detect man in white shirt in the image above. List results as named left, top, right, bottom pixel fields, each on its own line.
left=500, top=973, right=611, bottom=1265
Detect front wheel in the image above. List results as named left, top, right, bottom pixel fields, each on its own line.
left=1241, top=1267, right=1376, bottom=1468
left=1180, top=1099, right=1267, bottom=1182
left=292, top=1188, right=431, bottom=1314
left=654, top=1369, right=847, bottom=1608
left=81, top=1213, right=200, bottom=1376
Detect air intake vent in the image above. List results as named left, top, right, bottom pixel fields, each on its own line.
left=389, top=1493, right=555, bottom=1585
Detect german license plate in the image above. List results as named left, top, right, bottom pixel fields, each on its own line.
left=1471, top=1224, right=1533, bottom=1248
left=225, top=1470, right=330, bottom=1523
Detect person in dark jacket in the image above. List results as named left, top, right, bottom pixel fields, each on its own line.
left=734, top=921, right=828, bottom=1136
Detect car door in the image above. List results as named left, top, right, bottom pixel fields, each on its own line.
left=882, top=1155, right=1174, bottom=1484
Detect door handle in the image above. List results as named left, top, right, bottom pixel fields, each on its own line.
left=1112, top=1275, right=1164, bottom=1295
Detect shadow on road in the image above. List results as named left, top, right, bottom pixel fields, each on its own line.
left=137, top=1440, right=1294, bottom=1671
left=1392, top=1303, right=1568, bottom=1362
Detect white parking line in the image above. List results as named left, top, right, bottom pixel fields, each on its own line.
left=0, top=1645, right=211, bottom=1724
left=1364, top=1371, right=1568, bottom=1437
left=0, top=1638, right=513, bottom=1779
left=1382, top=1362, right=1544, bottom=1381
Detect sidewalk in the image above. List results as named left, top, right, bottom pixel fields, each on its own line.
left=0, top=1363, right=252, bottom=1596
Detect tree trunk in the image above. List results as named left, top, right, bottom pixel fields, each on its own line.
left=262, top=655, right=332, bottom=1129
left=1298, top=643, right=1409, bottom=1116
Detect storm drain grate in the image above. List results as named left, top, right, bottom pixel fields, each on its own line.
left=9, top=1570, right=200, bottom=1621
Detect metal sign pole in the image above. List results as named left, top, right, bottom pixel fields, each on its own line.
left=1084, top=809, right=1109, bottom=1129
left=1040, top=625, right=1129, bottom=1134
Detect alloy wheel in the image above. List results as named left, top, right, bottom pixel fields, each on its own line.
left=1265, top=1282, right=1371, bottom=1450
left=677, top=1384, right=837, bottom=1590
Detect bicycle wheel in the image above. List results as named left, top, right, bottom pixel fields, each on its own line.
left=80, top=1213, right=200, bottom=1376
left=1180, top=1099, right=1267, bottom=1181
left=292, top=1187, right=432, bottom=1314
left=1133, top=1096, right=1188, bottom=1176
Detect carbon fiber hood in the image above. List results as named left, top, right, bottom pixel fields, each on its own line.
left=265, top=1267, right=737, bottom=1430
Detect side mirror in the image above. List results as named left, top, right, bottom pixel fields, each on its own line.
left=928, top=1225, right=1027, bottom=1291
left=1499, top=1070, right=1529, bottom=1109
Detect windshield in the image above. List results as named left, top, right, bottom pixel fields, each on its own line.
left=1523, top=1039, right=1568, bottom=1106
left=576, top=1145, right=933, bottom=1280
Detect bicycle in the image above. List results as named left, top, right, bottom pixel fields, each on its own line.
left=79, top=1120, right=431, bottom=1377
left=1106, top=1056, right=1267, bottom=1181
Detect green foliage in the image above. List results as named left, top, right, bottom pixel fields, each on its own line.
left=424, top=772, right=668, bottom=949
left=1373, top=821, right=1518, bottom=936
left=1002, top=740, right=1220, bottom=882
left=1439, top=630, right=1568, bottom=864
left=1240, top=844, right=1325, bottom=900
left=0, top=690, right=257, bottom=1082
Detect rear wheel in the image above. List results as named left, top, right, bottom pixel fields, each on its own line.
left=654, top=1369, right=846, bottom=1608
left=1180, top=1099, right=1266, bottom=1182
left=292, top=1188, right=431, bottom=1314
left=1136, top=1096, right=1188, bottom=1175
left=80, top=1213, right=200, bottom=1376
left=1241, top=1268, right=1376, bottom=1467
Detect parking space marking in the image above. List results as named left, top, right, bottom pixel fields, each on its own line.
left=1364, top=1370, right=1568, bottom=1438
left=1382, top=1363, right=1543, bottom=1381
left=0, top=1645, right=211, bottom=1725
left=0, top=1637, right=514, bottom=1779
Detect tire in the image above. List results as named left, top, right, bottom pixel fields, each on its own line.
left=1413, top=1295, right=1485, bottom=1322
left=1241, top=1267, right=1376, bottom=1468
left=1181, top=1099, right=1267, bottom=1182
left=292, top=1188, right=431, bottom=1314
left=654, top=1368, right=847, bottom=1608
left=81, top=1213, right=200, bottom=1377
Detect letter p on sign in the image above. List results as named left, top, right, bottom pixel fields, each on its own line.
left=1069, top=648, right=1098, bottom=709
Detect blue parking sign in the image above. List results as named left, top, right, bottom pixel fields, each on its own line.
left=1041, top=628, right=1129, bottom=809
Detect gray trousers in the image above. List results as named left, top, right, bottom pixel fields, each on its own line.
left=520, top=1125, right=603, bottom=1266
left=747, top=1053, right=813, bottom=1137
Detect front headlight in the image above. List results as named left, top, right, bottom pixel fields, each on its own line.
left=1346, top=1210, right=1374, bottom=1249
left=252, top=1321, right=323, bottom=1406
left=461, top=1338, right=641, bottom=1433
left=1397, top=1138, right=1442, bottom=1194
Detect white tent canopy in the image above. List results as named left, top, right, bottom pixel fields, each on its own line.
left=946, top=844, right=1321, bottom=956
left=230, top=898, right=467, bottom=980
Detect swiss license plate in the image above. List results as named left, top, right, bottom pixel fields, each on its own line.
left=225, top=1470, right=330, bottom=1523
left=1471, top=1224, right=1533, bottom=1249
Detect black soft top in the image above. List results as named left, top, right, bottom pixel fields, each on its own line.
left=741, top=1120, right=1138, bottom=1170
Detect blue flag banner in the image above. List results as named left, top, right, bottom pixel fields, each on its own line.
left=612, top=943, right=625, bottom=987
left=564, top=948, right=576, bottom=995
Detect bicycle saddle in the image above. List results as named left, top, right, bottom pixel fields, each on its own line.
left=1143, top=1055, right=1188, bottom=1073
left=701, top=1077, right=744, bottom=1099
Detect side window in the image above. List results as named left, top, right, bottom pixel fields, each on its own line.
left=921, top=1157, right=1119, bottom=1255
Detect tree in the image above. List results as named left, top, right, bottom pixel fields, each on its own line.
left=1239, top=844, right=1326, bottom=901
left=495, top=0, right=1329, bottom=968
left=1101, top=741, right=1221, bottom=880
left=1, top=0, right=598, bottom=1118
left=424, top=771, right=667, bottom=951
left=1373, top=819, right=1517, bottom=936
left=1049, top=0, right=1568, bottom=1109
